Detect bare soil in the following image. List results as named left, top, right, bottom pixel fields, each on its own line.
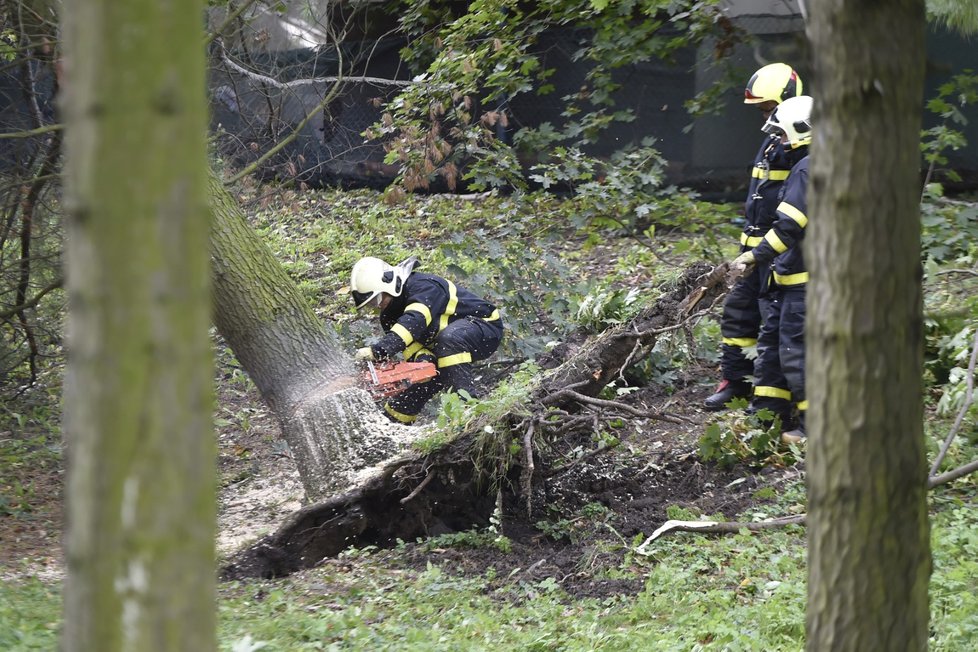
left=367, top=371, right=793, bottom=600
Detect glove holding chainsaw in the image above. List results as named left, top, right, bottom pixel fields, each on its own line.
left=354, top=346, right=375, bottom=361
left=726, top=250, right=756, bottom=285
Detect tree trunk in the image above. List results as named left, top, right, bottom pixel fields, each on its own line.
left=61, top=0, right=214, bottom=650
left=208, top=175, right=415, bottom=500
left=807, top=2, right=930, bottom=649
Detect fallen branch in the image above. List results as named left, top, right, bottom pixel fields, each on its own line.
left=519, top=420, right=536, bottom=518
left=929, top=458, right=978, bottom=489
left=559, top=389, right=691, bottom=425
left=929, top=328, right=978, bottom=477
left=639, top=460, right=978, bottom=550
left=635, top=515, right=807, bottom=553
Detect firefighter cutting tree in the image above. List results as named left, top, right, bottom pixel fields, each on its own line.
left=349, top=255, right=504, bottom=424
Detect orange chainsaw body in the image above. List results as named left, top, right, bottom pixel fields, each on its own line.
left=362, top=360, right=438, bottom=398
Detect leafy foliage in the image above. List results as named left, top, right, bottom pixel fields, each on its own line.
left=375, top=0, right=731, bottom=194
left=249, top=184, right=723, bottom=364
left=927, top=0, right=978, bottom=35
left=527, top=140, right=738, bottom=258
left=918, top=195, right=978, bottom=468
left=0, top=390, right=61, bottom=518
left=574, top=285, right=644, bottom=332
left=698, top=404, right=799, bottom=468
left=920, top=187, right=978, bottom=266
left=535, top=501, right=614, bottom=544
left=930, top=494, right=978, bottom=648
left=921, top=69, right=977, bottom=185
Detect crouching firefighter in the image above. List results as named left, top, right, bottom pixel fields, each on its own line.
left=349, top=255, right=504, bottom=424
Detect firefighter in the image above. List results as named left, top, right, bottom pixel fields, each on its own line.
left=704, top=62, right=805, bottom=411
left=727, top=95, right=813, bottom=443
left=350, top=255, right=504, bottom=424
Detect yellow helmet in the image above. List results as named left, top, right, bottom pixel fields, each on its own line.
left=762, top=96, right=813, bottom=150
left=744, top=63, right=803, bottom=105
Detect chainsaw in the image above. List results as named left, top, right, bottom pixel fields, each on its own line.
left=361, top=360, right=438, bottom=399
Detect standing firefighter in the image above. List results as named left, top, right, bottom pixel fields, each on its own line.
left=728, top=95, right=813, bottom=442
left=704, top=63, right=805, bottom=411
left=350, top=256, right=504, bottom=424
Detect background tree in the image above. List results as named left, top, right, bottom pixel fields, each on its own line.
left=806, top=0, right=930, bottom=648
left=0, top=0, right=63, bottom=386
left=60, top=0, right=215, bottom=649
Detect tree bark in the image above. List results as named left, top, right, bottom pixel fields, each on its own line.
left=208, top=175, right=416, bottom=500
left=807, top=2, right=930, bottom=649
left=61, top=0, right=214, bottom=650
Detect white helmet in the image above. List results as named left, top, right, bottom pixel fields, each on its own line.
left=762, top=95, right=813, bottom=150
left=349, top=256, right=418, bottom=309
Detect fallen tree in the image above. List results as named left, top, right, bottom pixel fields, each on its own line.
left=221, top=261, right=729, bottom=579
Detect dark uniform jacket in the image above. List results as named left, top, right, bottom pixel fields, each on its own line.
left=749, top=155, right=810, bottom=287
left=371, top=272, right=500, bottom=361
left=740, top=136, right=807, bottom=252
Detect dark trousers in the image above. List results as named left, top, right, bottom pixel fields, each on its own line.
left=719, top=266, right=763, bottom=382
left=385, top=317, right=503, bottom=423
left=753, top=286, right=806, bottom=422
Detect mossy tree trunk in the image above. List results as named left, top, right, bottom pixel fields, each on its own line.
left=807, top=1, right=930, bottom=649
left=61, top=0, right=215, bottom=650
left=209, top=176, right=412, bottom=501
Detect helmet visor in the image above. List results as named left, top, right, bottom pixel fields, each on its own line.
left=352, top=290, right=380, bottom=309
left=761, top=121, right=783, bottom=136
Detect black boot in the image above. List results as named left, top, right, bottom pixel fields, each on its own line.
left=781, top=413, right=806, bottom=444
left=704, top=379, right=752, bottom=411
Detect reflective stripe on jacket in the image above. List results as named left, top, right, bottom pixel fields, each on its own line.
left=740, top=136, right=805, bottom=252
left=751, top=156, right=810, bottom=287
left=373, top=272, right=500, bottom=360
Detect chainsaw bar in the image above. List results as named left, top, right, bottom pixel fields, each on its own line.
left=363, top=360, right=438, bottom=398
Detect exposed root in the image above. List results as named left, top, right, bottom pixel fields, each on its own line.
left=399, top=469, right=434, bottom=504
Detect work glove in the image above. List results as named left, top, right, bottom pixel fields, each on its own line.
left=726, top=250, right=756, bottom=285
left=355, top=346, right=375, bottom=361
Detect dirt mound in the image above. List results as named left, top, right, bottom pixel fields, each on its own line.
left=373, top=379, right=778, bottom=600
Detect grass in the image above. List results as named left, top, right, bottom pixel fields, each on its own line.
left=216, top=508, right=810, bottom=651
left=4, top=479, right=977, bottom=650
left=1, top=186, right=977, bottom=649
